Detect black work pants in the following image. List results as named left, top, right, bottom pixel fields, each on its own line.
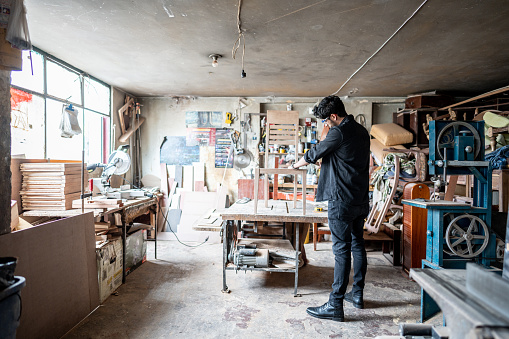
left=327, top=200, right=368, bottom=306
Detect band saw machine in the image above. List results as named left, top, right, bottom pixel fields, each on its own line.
left=402, top=120, right=497, bottom=321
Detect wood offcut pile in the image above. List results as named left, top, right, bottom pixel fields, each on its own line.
left=20, top=163, right=85, bottom=210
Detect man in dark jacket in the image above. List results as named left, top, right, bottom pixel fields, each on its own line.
left=290, top=95, right=370, bottom=322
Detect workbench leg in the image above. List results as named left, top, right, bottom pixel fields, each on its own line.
left=222, top=221, right=230, bottom=294
left=294, top=222, right=301, bottom=297
left=151, top=208, right=157, bottom=260
left=122, top=221, right=127, bottom=284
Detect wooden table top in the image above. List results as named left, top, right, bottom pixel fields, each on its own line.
left=219, top=199, right=328, bottom=223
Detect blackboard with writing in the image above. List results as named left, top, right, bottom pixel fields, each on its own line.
left=160, top=136, right=200, bottom=165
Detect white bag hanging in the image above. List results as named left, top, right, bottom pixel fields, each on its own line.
left=59, top=104, right=82, bottom=138
left=6, top=0, right=31, bottom=50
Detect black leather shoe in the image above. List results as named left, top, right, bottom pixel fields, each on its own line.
left=306, top=301, right=344, bottom=322
left=345, top=291, right=364, bottom=309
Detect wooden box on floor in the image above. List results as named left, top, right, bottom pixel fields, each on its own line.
left=402, top=182, right=430, bottom=273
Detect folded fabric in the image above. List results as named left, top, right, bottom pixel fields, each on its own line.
left=485, top=145, right=509, bottom=169
left=370, top=123, right=413, bottom=146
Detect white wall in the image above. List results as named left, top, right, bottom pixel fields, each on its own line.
left=138, top=96, right=404, bottom=200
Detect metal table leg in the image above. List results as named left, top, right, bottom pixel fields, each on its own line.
left=222, top=220, right=231, bottom=293
left=294, top=222, right=301, bottom=297
left=122, top=220, right=127, bottom=284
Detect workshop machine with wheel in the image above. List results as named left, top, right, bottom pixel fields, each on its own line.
left=402, top=120, right=497, bottom=321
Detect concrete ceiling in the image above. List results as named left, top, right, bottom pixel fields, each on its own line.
left=25, top=0, right=509, bottom=98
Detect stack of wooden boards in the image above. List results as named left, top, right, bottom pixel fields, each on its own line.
left=94, top=221, right=121, bottom=245
left=20, top=163, right=85, bottom=210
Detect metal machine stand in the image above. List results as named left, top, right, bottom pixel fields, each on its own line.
left=403, top=120, right=497, bottom=322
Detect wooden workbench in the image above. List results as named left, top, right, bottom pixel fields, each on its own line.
left=219, top=200, right=328, bottom=296
left=23, top=196, right=159, bottom=283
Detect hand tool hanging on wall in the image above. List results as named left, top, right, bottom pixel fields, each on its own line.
left=225, top=112, right=233, bottom=125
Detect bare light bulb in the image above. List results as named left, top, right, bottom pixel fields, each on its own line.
left=209, top=54, right=222, bottom=68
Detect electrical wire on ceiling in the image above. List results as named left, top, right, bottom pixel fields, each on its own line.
left=330, top=0, right=429, bottom=96
left=232, top=0, right=246, bottom=78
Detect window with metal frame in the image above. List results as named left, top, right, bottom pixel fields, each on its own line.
left=10, top=48, right=111, bottom=163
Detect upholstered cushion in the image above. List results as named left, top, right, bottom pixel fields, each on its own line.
left=370, top=123, right=413, bottom=146
left=370, top=138, right=406, bottom=165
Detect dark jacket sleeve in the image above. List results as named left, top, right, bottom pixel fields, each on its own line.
left=304, top=127, right=343, bottom=164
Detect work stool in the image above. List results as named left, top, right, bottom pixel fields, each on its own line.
left=312, top=223, right=331, bottom=251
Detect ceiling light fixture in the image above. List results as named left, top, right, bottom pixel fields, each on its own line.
left=209, top=54, right=222, bottom=67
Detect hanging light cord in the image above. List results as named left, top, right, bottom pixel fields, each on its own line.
left=331, top=0, right=429, bottom=96
left=232, top=0, right=246, bottom=71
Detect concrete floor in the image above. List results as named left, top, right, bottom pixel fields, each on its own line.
left=64, top=240, right=423, bottom=338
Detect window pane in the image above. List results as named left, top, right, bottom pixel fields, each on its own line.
left=46, top=60, right=82, bottom=104
left=84, top=110, right=110, bottom=164
left=11, top=50, right=44, bottom=93
left=46, top=98, right=83, bottom=161
left=10, top=89, right=45, bottom=158
left=84, top=78, right=110, bottom=114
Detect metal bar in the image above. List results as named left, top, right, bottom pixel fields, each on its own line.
left=222, top=221, right=230, bottom=293
left=294, top=222, right=301, bottom=297
left=254, top=168, right=259, bottom=214
left=469, top=166, right=487, bottom=184
left=122, top=220, right=127, bottom=284
left=81, top=151, right=84, bottom=213
left=265, top=172, right=269, bottom=208
left=448, top=160, right=489, bottom=167
left=154, top=207, right=157, bottom=260
left=302, top=171, right=306, bottom=215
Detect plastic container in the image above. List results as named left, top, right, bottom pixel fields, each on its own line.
left=0, top=276, right=26, bottom=339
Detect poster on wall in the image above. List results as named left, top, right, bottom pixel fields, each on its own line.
left=215, top=128, right=233, bottom=168
left=186, top=128, right=216, bottom=146
left=160, top=136, right=200, bottom=165
left=186, top=111, right=223, bottom=128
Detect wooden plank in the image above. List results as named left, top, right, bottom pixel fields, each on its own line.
left=182, top=165, right=194, bottom=191
left=439, top=85, right=509, bottom=110
left=268, top=129, right=297, bottom=135
left=119, top=116, right=145, bottom=142
left=445, top=175, right=459, bottom=201
left=267, top=110, right=300, bottom=125
left=193, top=162, right=205, bottom=182
left=117, top=97, right=134, bottom=134
left=21, top=162, right=82, bottom=169
left=0, top=213, right=99, bottom=339
left=259, top=168, right=307, bottom=175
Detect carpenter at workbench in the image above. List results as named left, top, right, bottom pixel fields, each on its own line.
left=291, top=95, right=371, bottom=322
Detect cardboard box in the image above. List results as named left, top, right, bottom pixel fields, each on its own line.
left=96, top=238, right=123, bottom=303
left=125, top=229, right=147, bottom=275
left=0, top=28, right=21, bottom=71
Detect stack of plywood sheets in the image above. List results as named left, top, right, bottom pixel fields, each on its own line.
left=20, top=163, right=85, bottom=210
